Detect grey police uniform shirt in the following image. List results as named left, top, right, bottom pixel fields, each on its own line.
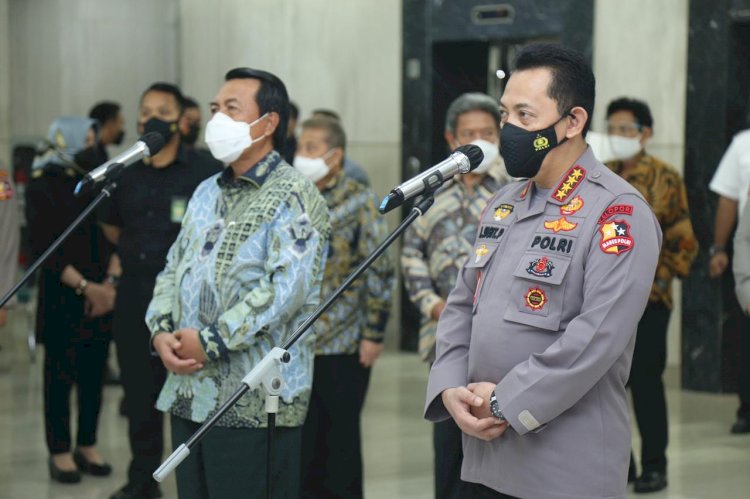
left=424, top=147, right=662, bottom=499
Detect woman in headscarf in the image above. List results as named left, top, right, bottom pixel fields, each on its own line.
left=26, top=116, right=115, bottom=483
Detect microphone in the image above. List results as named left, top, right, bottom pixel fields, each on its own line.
left=378, top=144, right=484, bottom=214
left=74, top=132, right=165, bottom=195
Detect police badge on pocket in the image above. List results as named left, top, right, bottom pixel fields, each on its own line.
left=170, top=196, right=187, bottom=223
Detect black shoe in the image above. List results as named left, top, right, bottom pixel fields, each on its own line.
left=730, top=416, right=750, bottom=434
left=72, top=449, right=112, bottom=476
left=48, top=456, right=81, bottom=484
left=110, top=482, right=163, bottom=499
left=634, top=471, right=667, bottom=493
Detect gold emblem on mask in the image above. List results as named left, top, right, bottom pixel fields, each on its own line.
left=533, top=135, right=549, bottom=151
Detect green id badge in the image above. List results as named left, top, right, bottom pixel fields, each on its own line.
left=171, top=196, right=187, bottom=223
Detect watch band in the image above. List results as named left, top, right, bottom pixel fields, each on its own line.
left=709, top=244, right=726, bottom=257
left=75, top=278, right=89, bottom=296
left=489, top=391, right=506, bottom=421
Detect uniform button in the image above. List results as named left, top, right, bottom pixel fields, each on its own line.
left=139, top=252, right=146, bottom=260
left=147, top=210, right=154, bottom=217
left=591, top=171, right=601, bottom=179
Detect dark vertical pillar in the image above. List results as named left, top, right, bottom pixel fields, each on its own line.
left=682, top=0, right=750, bottom=392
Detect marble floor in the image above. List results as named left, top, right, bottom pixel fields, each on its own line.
left=0, top=310, right=749, bottom=499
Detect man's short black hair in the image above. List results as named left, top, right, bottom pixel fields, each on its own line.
left=225, top=67, right=289, bottom=148
left=606, top=97, right=653, bottom=129
left=182, top=96, right=199, bottom=110
left=140, top=82, right=185, bottom=114
left=88, top=101, right=121, bottom=125
left=514, top=44, right=596, bottom=135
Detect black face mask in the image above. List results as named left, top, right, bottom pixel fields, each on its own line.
left=113, top=129, right=125, bottom=145
left=181, top=123, right=200, bottom=146
left=73, top=146, right=104, bottom=172
left=141, top=117, right=178, bottom=144
left=500, top=113, right=569, bottom=178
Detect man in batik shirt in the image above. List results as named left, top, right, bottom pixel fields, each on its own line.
left=401, top=92, right=509, bottom=499
left=147, top=68, right=330, bottom=499
left=294, top=117, right=394, bottom=498
left=605, top=97, right=698, bottom=494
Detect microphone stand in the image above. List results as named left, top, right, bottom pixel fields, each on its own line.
left=154, top=192, right=438, bottom=499
left=0, top=169, right=124, bottom=309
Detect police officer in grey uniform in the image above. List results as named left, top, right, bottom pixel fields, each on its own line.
left=424, top=44, right=662, bottom=499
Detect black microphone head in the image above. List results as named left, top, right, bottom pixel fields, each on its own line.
left=141, top=132, right=166, bottom=157
left=454, top=144, right=484, bottom=172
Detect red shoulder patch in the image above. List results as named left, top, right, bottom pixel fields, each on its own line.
left=598, top=204, right=633, bottom=225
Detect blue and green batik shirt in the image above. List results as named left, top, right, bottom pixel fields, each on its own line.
left=146, top=150, right=330, bottom=428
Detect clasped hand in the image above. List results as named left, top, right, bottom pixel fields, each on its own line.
left=153, top=328, right=207, bottom=375
left=441, top=381, right=508, bottom=442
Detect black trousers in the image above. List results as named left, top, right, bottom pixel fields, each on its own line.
left=466, top=482, right=519, bottom=499
left=301, top=353, right=371, bottom=499
left=738, top=314, right=750, bottom=417
left=171, top=415, right=302, bottom=499
left=434, top=417, right=471, bottom=499
left=114, top=271, right=167, bottom=488
left=628, top=301, right=671, bottom=474
left=44, top=338, right=109, bottom=454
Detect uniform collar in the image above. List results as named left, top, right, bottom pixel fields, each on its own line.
left=511, top=146, right=599, bottom=221
left=217, top=150, right=283, bottom=189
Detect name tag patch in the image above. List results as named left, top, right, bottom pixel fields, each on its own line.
left=530, top=235, right=574, bottom=254
left=479, top=225, right=505, bottom=240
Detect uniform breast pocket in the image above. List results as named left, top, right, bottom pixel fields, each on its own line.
left=503, top=252, right=572, bottom=331
left=463, top=242, right=500, bottom=314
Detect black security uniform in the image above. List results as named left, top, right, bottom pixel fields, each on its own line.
left=100, top=145, right=219, bottom=493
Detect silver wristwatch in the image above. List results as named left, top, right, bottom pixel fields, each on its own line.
left=489, top=392, right=506, bottom=421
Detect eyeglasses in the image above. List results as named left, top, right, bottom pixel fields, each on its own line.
left=606, top=122, right=642, bottom=136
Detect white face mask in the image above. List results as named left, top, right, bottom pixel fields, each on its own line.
left=204, top=112, right=268, bottom=164
left=608, top=134, right=642, bottom=161
left=468, top=138, right=500, bottom=174
left=293, top=149, right=334, bottom=183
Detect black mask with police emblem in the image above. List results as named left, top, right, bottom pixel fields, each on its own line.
left=142, top=117, right=179, bottom=144
left=500, top=113, right=569, bottom=178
